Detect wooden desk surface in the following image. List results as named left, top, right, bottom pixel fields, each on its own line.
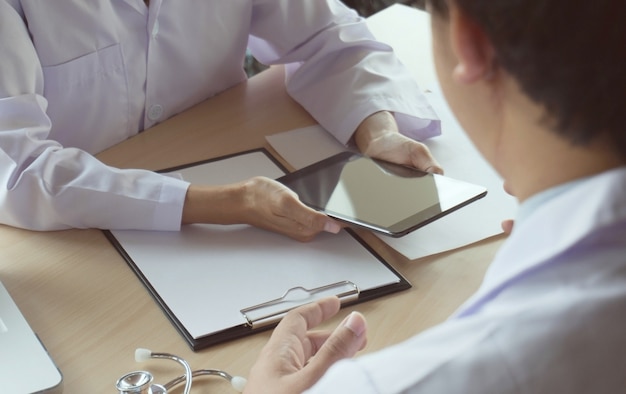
left=0, top=7, right=504, bottom=393
left=0, top=65, right=503, bottom=393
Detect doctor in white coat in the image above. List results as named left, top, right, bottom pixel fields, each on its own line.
left=0, top=0, right=442, bottom=241
left=243, top=0, right=626, bottom=392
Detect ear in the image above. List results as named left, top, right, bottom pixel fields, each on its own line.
left=449, top=5, right=495, bottom=84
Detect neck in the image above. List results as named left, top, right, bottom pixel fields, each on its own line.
left=495, top=81, right=622, bottom=203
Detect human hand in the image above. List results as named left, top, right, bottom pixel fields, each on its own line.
left=501, top=181, right=515, bottom=235
left=182, top=177, right=341, bottom=242
left=244, top=297, right=367, bottom=394
left=238, top=177, right=343, bottom=241
left=354, top=111, right=444, bottom=174
left=501, top=219, right=514, bottom=234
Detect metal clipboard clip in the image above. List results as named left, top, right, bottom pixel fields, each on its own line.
left=240, top=281, right=360, bottom=329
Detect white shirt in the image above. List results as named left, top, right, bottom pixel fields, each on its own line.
left=307, top=166, right=626, bottom=393
left=0, top=0, right=439, bottom=230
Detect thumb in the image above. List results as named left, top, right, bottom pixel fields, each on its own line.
left=306, top=312, right=367, bottom=377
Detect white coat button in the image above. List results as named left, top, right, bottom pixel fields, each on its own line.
left=148, top=104, right=163, bottom=121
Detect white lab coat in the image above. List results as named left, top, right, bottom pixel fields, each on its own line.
left=307, top=167, right=626, bottom=393
left=0, top=0, right=439, bottom=230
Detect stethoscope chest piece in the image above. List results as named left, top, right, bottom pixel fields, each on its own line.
left=116, top=370, right=166, bottom=394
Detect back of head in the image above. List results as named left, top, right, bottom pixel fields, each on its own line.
left=429, top=0, right=626, bottom=161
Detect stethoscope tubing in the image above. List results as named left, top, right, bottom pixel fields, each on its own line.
left=116, top=348, right=246, bottom=393
left=163, top=369, right=237, bottom=391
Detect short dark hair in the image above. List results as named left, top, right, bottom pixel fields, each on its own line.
left=428, top=0, right=626, bottom=160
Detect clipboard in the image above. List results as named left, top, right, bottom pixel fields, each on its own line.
left=104, top=148, right=411, bottom=350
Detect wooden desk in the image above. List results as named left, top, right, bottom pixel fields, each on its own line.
left=0, top=6, right=505, bottom=393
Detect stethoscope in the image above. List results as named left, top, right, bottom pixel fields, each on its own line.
left=115, top=348, right=247, bottom=394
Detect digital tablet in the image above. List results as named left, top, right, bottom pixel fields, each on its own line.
left=277, top=151, right=487, bottom=237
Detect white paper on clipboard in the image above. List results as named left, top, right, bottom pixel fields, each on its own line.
left=106, top=149, right=410, bottom=350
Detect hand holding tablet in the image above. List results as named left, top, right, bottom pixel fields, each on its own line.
left=278, top=152, right=487, bottom=237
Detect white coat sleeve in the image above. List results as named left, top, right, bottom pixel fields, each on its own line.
left=247, top=0, right=441, bottom=145
left=0, top=2, right=188, bottom=231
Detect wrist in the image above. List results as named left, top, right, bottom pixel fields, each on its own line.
left=181, top=183, right=247, bottom=225
left=354, top=111, right=398, bottom=154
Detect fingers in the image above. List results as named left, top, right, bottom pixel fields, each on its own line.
left=272, top=209, right=341, bottom=242
left=502, top=180, right=514, bottom=196
left=375, top=138, right=443, bottom=174
left=245, top=298, right=364, bottom=393
left=501, top=219, right=514, bottom=234
left=406, top=140, right=444, bottom=174
left=500, top=182, right=515, bottom=235
left=301, top=311, right=367, bottom=385
left=355, top=122, right=444, bottom=174
left=242, top=177, right=341, bottom=241
left=272, top=298, right=367, bottom=390
left=273, top=297, right=341, bottom=338
left=278, top=194, right=342, bottom=238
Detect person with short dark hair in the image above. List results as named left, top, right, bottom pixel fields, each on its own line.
left=242, top=0, right=626, bottom=392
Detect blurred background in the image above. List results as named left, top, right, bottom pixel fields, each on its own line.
left=244, top=0, right=425, bottom=76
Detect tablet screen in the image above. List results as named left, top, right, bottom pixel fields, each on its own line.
left=277, top=152, right=487, bottom=237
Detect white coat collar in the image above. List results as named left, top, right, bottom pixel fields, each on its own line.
left=452, top=166, right=626, bottom=318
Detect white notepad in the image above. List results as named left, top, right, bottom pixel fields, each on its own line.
left=106, top=149, right=409, bottom=350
